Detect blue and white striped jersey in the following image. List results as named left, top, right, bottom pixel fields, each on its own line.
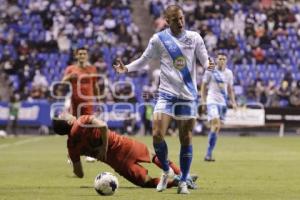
left=126, top=28, right=209, bottom=100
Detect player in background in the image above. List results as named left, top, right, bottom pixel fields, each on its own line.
left=62, top=48, right=100, bottom=116
left=62, top=47, right=100, bottom=162
left=201, top=52, right=237, bottom=162
left=52, top=113, right=198, bottom=189
left=114, top=5, right=213, bottom=194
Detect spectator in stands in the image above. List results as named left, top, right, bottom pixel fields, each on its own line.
left=29, top=85, right=45, bottom=100
left=220, top=14, right=234, bottom=37
left=216, top=33, right=227, bottom=49
left=117, top=23, right=132, bottom=44
left=204, top=30, right=217, bottom=52
left=233, top=10, right=245, bottom=37
left=254, top=79, right=267, bottom=105
left=93, top=55, right=108, bottom=75
left=265, top=80, right=278, bottom=107
left=290, top=80, right=300, bottom=107
left=276, top=80, right=291, bottom=107
left=226, top=33, right=238, bottom=49
left=231, top=47, right=244, bottom=64
left=57, top=32, right=71, bottom=52
left=265, top=47, right=277, bottom=64
left=252, top=46, right=266, bottom=64
left=182, top=0, right=196, bottom=15
left=104, top=13, right=117, bottom=32
left=32, top=69, right=48, bottom=91
left=283, top=71, right=294, bottom=86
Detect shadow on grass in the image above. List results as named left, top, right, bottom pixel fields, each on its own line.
left=80, top=185, right=141, bottom=190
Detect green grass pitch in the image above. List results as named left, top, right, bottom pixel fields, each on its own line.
left=0, top=135, right=299, bottom=200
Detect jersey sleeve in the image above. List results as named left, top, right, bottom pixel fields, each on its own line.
left=126, top=34, right=160, bottom=72
left=195, top=33, right=209, bottom=69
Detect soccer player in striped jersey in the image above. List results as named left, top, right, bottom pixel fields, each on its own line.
left=201, top=52, right=237, bottom=162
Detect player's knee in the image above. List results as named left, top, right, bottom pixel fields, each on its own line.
left=179, top=133, right=192, bottom=145
left=211, top=125, right=218, bottom=133
left=152, top=122, right=164, bottom=141
left=153, top=134, right=164, bottom=142
left=211, top=119, right=220, bottom=132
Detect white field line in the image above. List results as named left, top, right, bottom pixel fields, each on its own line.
left=0, top=137, right=44, bottom=149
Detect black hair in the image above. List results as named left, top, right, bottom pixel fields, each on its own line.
left=217, top=52, right=227, bottom=57
left=52, top=119, right=72, bottom=135
left=75, top=47, right=88, bottom=53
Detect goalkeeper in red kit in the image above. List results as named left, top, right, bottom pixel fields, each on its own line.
left=62, top=48, right=100, bottom=116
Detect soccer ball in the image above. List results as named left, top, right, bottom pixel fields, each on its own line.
left=94, top=172, right=119, bottom=196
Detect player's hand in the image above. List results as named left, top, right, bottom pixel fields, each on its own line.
left=113, top=59, right=128, bottom=74
left=207, top=57, right=215, bottom=71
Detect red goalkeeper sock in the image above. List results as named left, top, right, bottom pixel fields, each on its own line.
left=152, top=155, right=180, bottom=175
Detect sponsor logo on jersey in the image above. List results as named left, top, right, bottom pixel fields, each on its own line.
left=173, top=56, right=186, bottom=70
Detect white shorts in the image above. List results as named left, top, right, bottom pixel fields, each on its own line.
left=153, top=92, right=198, bottom=119
left=207, top=104, right=227, bottom=121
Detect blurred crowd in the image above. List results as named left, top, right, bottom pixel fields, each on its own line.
left=0, top=0, right=143, bottom=103
left=147, top=0, right=300, bottom=107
